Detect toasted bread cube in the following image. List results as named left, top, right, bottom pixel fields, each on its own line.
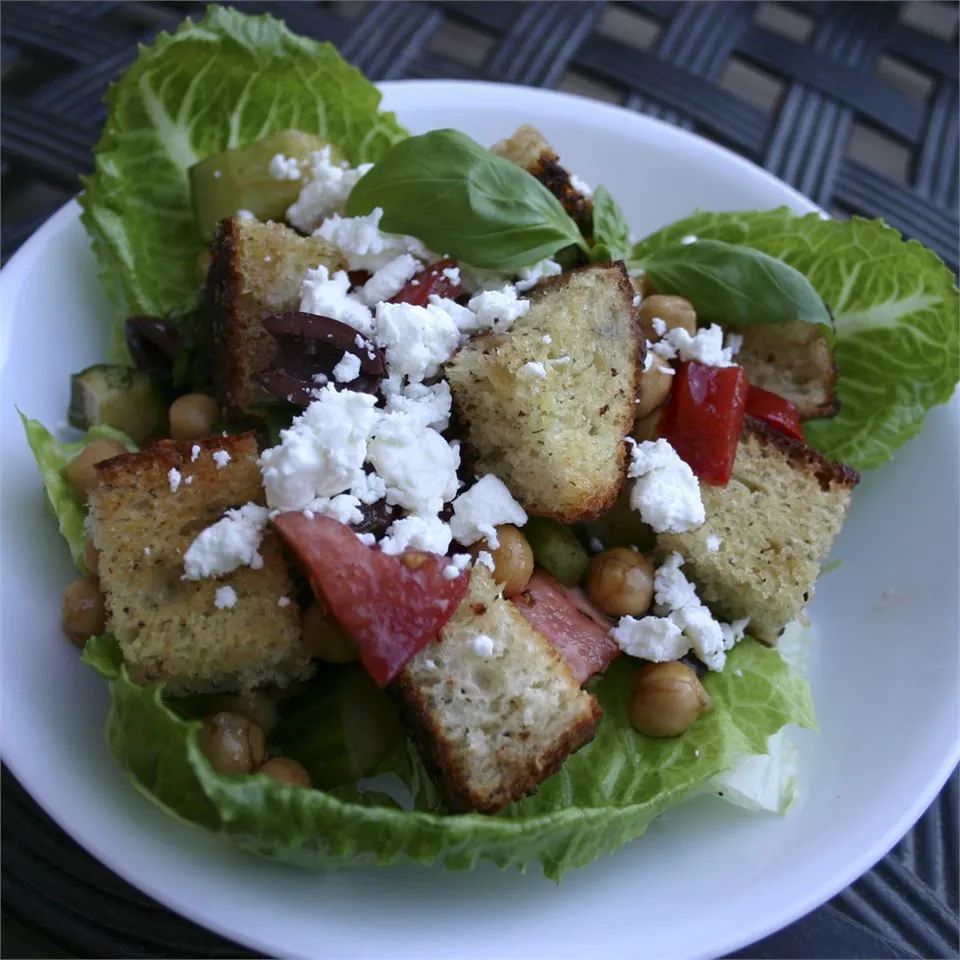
left=733, top=321, right=838, bottom=418
left=492, top=124, right=593, bottom=235
left=394, top=567, right=601, bottom=813
left=206, top=217, right=346, bottom=417
left=447, top=263, right=642, bottom=522
left=658, top=418, right=858, bottom=642
left=89, top=433, right=312, bottom=694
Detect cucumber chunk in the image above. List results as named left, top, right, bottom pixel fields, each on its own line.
left=189, top=130, right=341, bottom=238
left=68, top=365, right=165, bottom=445
left=524, top=517, right=590, bottom=586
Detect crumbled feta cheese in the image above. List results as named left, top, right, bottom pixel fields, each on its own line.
left=315, top=208, right=429, bottom=272
left=651, top=317, right=667, bottom=338
left=612, top=615, right=687, bottom=661
left=475, top=550, right=495, bottom=572
left=304, top=493, right=363, bottom=526
left=358, top=253, right=423, bottom=306
left=367, top=413, right=460, bottom=516
left=660, top=324, right=737, bottom=367
left=143, top=546, right=152, bottom=556
left=680, top=234, right=698, bottom=245
left=427, top=295, right=480, bottom=334
left=383, top=380, right=452, bottom=432
left=569, top=173, right=593, bottom=197
left=706, top=534, right=722, bottom=552
left=299, top=264, right=374, bottom=335
left=589, top=537, right=604, bottom=553
left=374, top=301, right=460, bottom=384
left=260, top=385, right=379, bottom=511
left=332, top=352, right=362, bottom=383
left=515, top=258, right=562, bottom=292
left=471, top=634, right=495, bottom=659
left=214, top=585, right=238, bottom=609
left=725, top=332, right=743, bottom=357
left=442, top=553, right=473, bottom=581
left=449, top=475, right=527, bottom=548
left=441, top=265, right=461, bottom=285
left=356, top=532, right=377, bottom=547
left=236, top=209, right=255, bottom=220
left=632, top=294, right=642, bottom=307
left=520, top=361, right=548, bottom=379
left=183, top=503, right=270, bottom=579
left=168, top=468, right=181, bottom=493
left=190, top=445, right=201, bottom=463
left=379, top=514, right=452, bottom=556
left=268, top=153, right=303, bottom=181
left=286, top=146, right=372, bottom=233
left=641, top=350, right=655, bottom=374
left=467, top=285, right=530, bottom=332
left=277, top=596, right=291, bottom=608
left=541, top=334, right=553, bottom=345
left=549, top=355, right=572, bottom=366
left=628, top=439, right=705, bottom=534
left=212, top=449, right=231, bottom=470
left=185, top=477, right=194, bottom=485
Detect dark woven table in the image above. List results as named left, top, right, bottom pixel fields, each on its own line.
left=2, top=3, right=958, bottom=958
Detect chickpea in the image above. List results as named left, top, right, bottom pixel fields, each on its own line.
left=302, top=601, right=356, bottom=663
left=259, top=757, right=312, bottom=788
left=629, top=662, right=711, bottom=738
left=638, top=295, right=697, bottom=342
left=66, top=438, right=127, bottom=499
left=586, top=547, right=655, bottom=617
left=61, top=576, right=106, bottom=647
left=632, top=409, right=662, bottom=443
left=471, top=524, right=533, bottom=597
left=197, top=711, right=266, bottom=775
left=634, top=354, right=675, bottom=419
left=169, top=393, right=220, bottom=441
left=213, top=691, right=279, bottom=737
left=83, top=537, right=100, bottom=575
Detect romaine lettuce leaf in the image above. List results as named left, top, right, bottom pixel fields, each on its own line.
left=632, top=210, right=959, bottom=469
left=79, top=5, right=407, bottom=361
left=20, top=414, right=135, bottom=572
left=83, top=634, right=812, bottom=878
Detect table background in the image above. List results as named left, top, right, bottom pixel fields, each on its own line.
left=1, top=2, right=958, bottom=958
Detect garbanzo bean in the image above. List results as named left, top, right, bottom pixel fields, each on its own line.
left=471, top=524, right=533, bottom=597
left=66, top=438, right=127, bottom=499
left=214, top=691, right=279, bottom=737
left=259, top=757, right=312, bottom=788
left=634, top=354, right=675, bottom=419
left=61, top=576, right=106, bottom=647
left=586, top=547, right=654, bottom=617
left=302, top=602, right=356, bottom=663
left=169, top=393, right=219, bottom=441
left=631, top=409, right=663, bottom=443
left=83, top=537, right=100, bottom=575
left=629, top=661, right=711, bottom=737
left=638, top=295, right=697, bottom=342
left=197, top=711, right=266, bottom=775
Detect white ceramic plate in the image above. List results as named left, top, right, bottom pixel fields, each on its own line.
left=1, top=81, right=957, bottom=960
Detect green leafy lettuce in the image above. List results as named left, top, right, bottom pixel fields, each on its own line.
left=83, top=634, right=813, bottom=878
left=633, top=209, right=960, bottom=469
left=80, top=5, right=407, bottom=360
left=20, top=415, right=135, bottom=572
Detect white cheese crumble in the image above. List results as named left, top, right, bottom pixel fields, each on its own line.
left=183, top=503, right=270, bottom=579
left=467, top=285, right=530, bottom=332
left=383, top=379, right=452, bottom=432
left=303, top=493, right=363, bottom=526
left=260, top=385, right=379, bottom=511
left=168, top=468, right=182, bottom=493
left=652, top=323, right=738, bottom=367
left=358, top=253, right=422, bottom=306
left=541, top=334, right=553, bottom=344
left=214, top=585, right=238, bottom=610
left=449, top=475, right=527, bottom=548
left=379, top=514, right=452, bottom=556
left=628, top=439, right=705, bottom=534
left=471, top=634, right=496, bottom=659
left=286, top=146, right=372, bottom=233
left=589, top=537, right=604, bottom=553
left=315, top=208, right=429, bottom=272
left=515, top=258, right=562, bottom=292
left=212, top=450, right=231, bottom=470
left=143, top=546, right=152, bottom=556
left=277, top=596, right=291, bottom=607
left=651, top=317, right=667, bottom=337
left=475, top=550, right=495, bottom=572
left=268, top=153, right=303, bottom=181
left=427, top=295, right=480, bottom=334
left=299, top=264, right=374, bottom=335
left=569, top=173, right=593, bottom=197
left=706, top=534, right=723, bottom=552
left=374, top=301, right=461, bottom=384
left=236, top=209, right=255, bottom=220
left=356, top=532, right=377, bottom=546
left=520, top=360, right=548, bottom=379
left=332, top=352, right=362, bottom=383
left=190, top=444, right=201, bottom=463
left=441, top=265, right=461, bottom=285
left=442, top=553, right=472, bottom=580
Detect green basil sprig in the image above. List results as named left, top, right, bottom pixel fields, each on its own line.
left=345, top=129, right=587, bottom=270
left=633, top=239, right=832, bottom=329
left=589, top=186, right=632, bottom=263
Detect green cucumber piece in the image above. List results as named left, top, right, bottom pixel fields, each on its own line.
left=524, top=517, right=590, bottom=586
left=68, top=364, right=165, bottom=445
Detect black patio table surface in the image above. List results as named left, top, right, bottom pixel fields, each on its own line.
left=1, top=3, right=957, bottom=959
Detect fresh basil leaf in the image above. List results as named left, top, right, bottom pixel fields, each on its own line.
left=589, top=185, right=632, bottom=263
left=346, top=129, right=587, bottom=270
left=638, top=239, right=833, bottom=330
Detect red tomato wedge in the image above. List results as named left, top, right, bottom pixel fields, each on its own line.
left=658, top=361, right=749, bottom=486
left=272, top=514, right=470, bottom=687
left=745, top=385, right=805, bottom=442
left=390, top=258, right=464, bottom=306
left=511, top=570, right=619, bottom=683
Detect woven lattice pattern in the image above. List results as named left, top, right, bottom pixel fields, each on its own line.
left=2, top=3, right=958, bottom=958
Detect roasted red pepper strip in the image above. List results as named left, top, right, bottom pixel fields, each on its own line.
left=272, top=514, right=470, bottom=687
left=658, top=361, right=749, bottom=486
left=745, top=385, right=805, bottom=442
left=390, top=258, right=464, bottom=306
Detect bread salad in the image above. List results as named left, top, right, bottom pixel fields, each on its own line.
left=21, top=8, right=958, bottom=877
